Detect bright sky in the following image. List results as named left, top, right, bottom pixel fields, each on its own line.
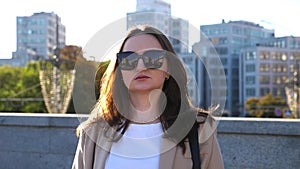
left=0, top=0, right=299, bottom=59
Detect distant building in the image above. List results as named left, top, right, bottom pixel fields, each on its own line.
left=136, top=0, right=171, bottom=14
left=10, top=12, right=66, bottom=66
left=0, top=47, right=37, bottom=67
left=127, top=0, right=189, bottom=54
left=179, top=53, right=200, bottom=106
left=240, top=36, right=300, bottom=114
left=199, top=20, right=275, bottom=114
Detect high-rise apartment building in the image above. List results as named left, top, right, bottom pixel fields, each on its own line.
left=16, top=12, right=65, bottom=61
left=199, top=20, right=275, bottom=114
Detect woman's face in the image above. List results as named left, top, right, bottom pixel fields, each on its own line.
left=120, top=34, right=169, bottom=93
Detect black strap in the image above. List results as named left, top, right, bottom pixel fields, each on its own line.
left=188, top=121, right=201, bottom=169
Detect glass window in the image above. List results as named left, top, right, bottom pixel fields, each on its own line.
left=272, top=76, right=281, bottom=84
left=290, top=65, right=295, bottom=72
left=260, top=88, right=270, bottom=96
left=259, top=51, right=270, bottom=60
left=281, top=52, right=287, bottom=61
left=246, top=76, right=255, bottom=84
left=246, top=88, right=255, bottom=96
left=246, top=64, right=255, bottom=72
left=259, top=76, right=270, bottom=84
left=215, top=47, right=228, bottom=55
left=246, top=52, right=256, bottom=60
left=259, top=63, right=270, bottom=72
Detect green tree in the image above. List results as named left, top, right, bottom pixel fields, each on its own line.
left=245, top=93, right=288, bottom=118
left=0, top=65, right=23, bottom=111
left=0, top=62, right=47, bottom=112
left=245, top=97, right=260, bottom=117
left=20, top=62, right=46, bottom=112
left=66, top=60, right=109, bottom=114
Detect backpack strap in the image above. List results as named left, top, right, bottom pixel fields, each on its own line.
left=188, top=111, right=208, bottom=169
left=188, top=121, right=201, bottom=169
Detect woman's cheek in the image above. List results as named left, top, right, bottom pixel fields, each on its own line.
left=121, top=71, right=134, bottom=88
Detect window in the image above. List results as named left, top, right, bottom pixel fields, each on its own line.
left=260, top=88, right=270, bottom=96
left=259, top=63, right=270, bottom=72
left=272, top=52, right=280, bottom=60
left=259, top=51, right=270, bottom=60
left=290, top=65, right=295, bottom=72
left=232, top=26, right=243, bottom=35
left=272, top=64, right=287, bottom=72
left=210, top=38, right=220, bottom=44
left=246, top=64, right=255, bottom=72
left=281, top=53, right=287, bottom=61
left=290, top=52, right=300, bottom=60
left=282, top=76, right=287, bottom=83
left=219, top=37, right=228, bottom=44
left=215, top=47, right=228, bottom=55
left=259, top=76, right=270, bottom=84
left=246, top=76, right=255, bottom=84
left=246, top=52, right=256, bottom=60
left=272, top=76, right=282, bottom=84
left=246, top=88, right=255, bottom=96
left=272, top=52, right=287, bottom=61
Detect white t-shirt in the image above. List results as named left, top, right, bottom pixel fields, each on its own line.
left=104, top=122, right=163, bottom=169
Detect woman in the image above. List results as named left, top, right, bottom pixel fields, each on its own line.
left=72, top=25, right=224, bottom=169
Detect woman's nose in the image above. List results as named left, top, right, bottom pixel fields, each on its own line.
left=135, top=58, right=147, bottom=71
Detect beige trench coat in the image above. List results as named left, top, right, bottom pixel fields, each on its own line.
left=72, top=117, right=224, bottom=169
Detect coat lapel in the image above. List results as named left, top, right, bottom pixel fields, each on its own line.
left=93, top=124, right=115, bottom=169
left=158, top=138, right=193, bottom=169
left=159, top=138, right=177, bottom=169
left=94, top=145, right=109, bottom=169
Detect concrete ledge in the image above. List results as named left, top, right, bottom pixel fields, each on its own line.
left=0, top=113, right=87, bottom=169
left=0, top=113, right=299, bottom=169
left=217, top=117, right=300, bottom=135
left=0, top=113, right=88, bottom=127
left=216, top=117, right=300, bottom=169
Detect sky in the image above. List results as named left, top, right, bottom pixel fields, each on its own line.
left=0, top=0, right=300, bottom=59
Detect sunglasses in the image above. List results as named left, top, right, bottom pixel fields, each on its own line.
left=117, top=49, right=167, bottom=70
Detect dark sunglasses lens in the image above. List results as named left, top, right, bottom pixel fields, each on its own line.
left=143, top=50, right=165, bottom=69
left=117, top=52, right=138, bottom=70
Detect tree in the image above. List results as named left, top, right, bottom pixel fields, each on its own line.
left=0, top=62, right=47, bottom=112
left=66, top=60, right=109, bottom=113
left=245, top=97, right=260, bottom=117
left=245, top=93, right=288, bottom=118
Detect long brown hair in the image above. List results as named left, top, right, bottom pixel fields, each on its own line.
left=78, top=25, right=198, bottom=153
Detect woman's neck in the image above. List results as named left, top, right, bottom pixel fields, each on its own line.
left=128, top=89, right=165, bottom=123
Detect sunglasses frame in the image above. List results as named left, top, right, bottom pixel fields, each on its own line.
left=116, top=49, right=167, bottom=70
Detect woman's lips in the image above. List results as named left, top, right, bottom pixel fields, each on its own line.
left=135, top=75, right=150, bottom=80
